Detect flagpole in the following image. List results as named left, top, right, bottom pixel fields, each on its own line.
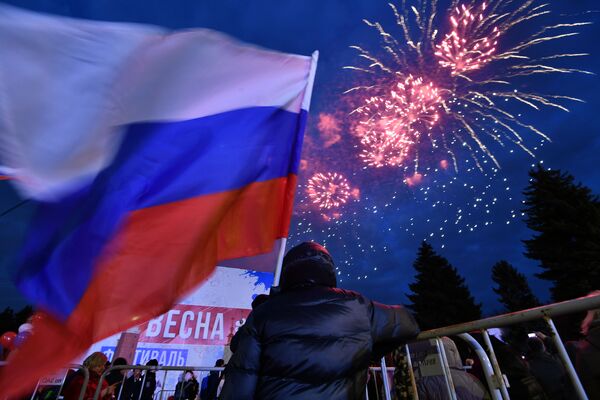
left=269, top=52, right=316, bottom=289
left=272, top=238, right=287, bottom=287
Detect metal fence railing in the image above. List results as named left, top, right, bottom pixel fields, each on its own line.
left=371, top=293, right=600, bottom=400
left=93, top=365, right=225, bottom=400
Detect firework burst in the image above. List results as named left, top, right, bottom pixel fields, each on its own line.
left=306, top=172, right=352, bottom=210
left=346, top=0, right=591, bottom=173
left=434, top=3, right=500, bottom=75
left=355, top=74, right=442, bottom=168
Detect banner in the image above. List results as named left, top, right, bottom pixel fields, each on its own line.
left=407, top=340, right=445, bottom=379
left=83, top=266, right=272, bottom=390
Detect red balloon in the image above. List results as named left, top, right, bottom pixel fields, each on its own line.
left=0, top=331, right=17, bottom=350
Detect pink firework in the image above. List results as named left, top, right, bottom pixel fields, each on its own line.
left=434, top=3, right=500, bottom=75
left=306, top=172, right=351, bottom=210
left=346, top=0, right=590, bottom=174
left=355, top=75, right=442, bottom=168
left=359, top=129, right=411, bottom=168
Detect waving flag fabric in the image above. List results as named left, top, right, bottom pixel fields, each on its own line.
left=0, top=4, right=317, bottom=394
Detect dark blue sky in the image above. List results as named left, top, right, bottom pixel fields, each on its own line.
left=1, top=0, right=599, bottom=314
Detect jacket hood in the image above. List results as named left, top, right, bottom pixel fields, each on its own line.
left=442, top=337, right=463, bottom=369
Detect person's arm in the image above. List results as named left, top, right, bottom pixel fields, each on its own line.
left=219, top=313, right=261, bottom=400
left=100, top=382, right=116, bottom=399
left=230, top=329, right=241, bottom=354
left=370, top=300, right=420, bottom=358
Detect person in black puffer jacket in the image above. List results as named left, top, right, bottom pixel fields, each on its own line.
left=220, top=241, right=420, bottom=400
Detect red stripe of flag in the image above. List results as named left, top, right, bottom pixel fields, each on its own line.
left=0, top=174, right=296, bottom=396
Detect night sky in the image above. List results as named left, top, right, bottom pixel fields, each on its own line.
left=1, top=0, right=599, bottom=315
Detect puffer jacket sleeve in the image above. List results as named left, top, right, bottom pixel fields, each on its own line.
left=219, top=313, right=261, bottom=400
left=370, top=301, right=420, bottom=358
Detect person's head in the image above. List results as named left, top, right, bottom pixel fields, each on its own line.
left=215, top=359, right=225, bottom=367
left=146, top=359, right=159, bottom=367
left=83, top=352, right=108, bottom=375
left=280, top=242, right=336, bottom=292
left=581, top=291, right=600, bottom=336
left=184, top=370, right=194, bottom=381
left=112, top=357, right=128, bottom=375
left=133, top=368, right=141, bottom=378
left=251, top=294, right=269, bottom=309
left=146, top=358, right=158, bottom=375
left=527, top=337, right=545, bottom=355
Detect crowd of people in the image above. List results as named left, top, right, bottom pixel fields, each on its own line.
left=60, top=356, right=159, bottom=400
left=55, top=356, right=223, bottom=400
left=21, top=243, right=600, bottom=399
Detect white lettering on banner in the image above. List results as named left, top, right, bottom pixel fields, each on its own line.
left=164, top=310, right=181, bottom=338
left=146, top=316, right=163, bottom=338
left=211, top=313, right=224, bottom=340
left=103, top=347, right=115, bottom=362
left=180, top=311, right=195, bottom=339
left=195, top=312, right=211, bottom=340
left=177, top=353, right=186, bottom=366
left=139, top=305, right=251, bottom=345
left=101, top=346, right=188, bottom=367
left=139, top=350, right=149, bottom=365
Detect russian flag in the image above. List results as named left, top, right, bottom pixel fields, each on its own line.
left=0, top=4, right=317, bottom=394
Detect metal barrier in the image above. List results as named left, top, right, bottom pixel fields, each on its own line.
left=382, top=293, right=600, bottom=400
left=0, top=363, right=88, bottom=400
left=93, top=365, right=224, bottom=400
left=367, top=366, right=395, bottom=400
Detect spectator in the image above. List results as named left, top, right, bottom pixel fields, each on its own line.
left=487, top=335, right=547, bottom=400
left=573, top=292, right=600, bottom=399
left=416, top=337, right=489, bottom=400
left=526, top=337, right=569, bottom=399
left=140, top=359, right=159, bottom=400
left=174, top=370, right=200, bottom=400
left=220, top=241, right=420, bottom=399
left=63, top=352, right=115, bottom=400
left=121, top=367, right=144, bottom=400
left=201, top=359, right=225, bottom=400
left=106, top=357, right=129, bottom=395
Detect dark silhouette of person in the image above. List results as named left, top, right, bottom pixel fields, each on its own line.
left=201, top=359, right=225, bottom=400
left=220, top=241, right=420, bottom=399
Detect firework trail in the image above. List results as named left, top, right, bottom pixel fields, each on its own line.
left=346, top=0, right=591, bottom=173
